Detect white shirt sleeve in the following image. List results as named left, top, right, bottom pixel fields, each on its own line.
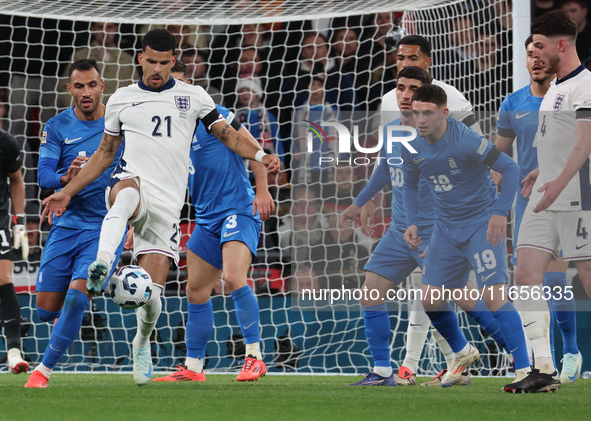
left=572, top=74, right=591, bottom=119
left=438, top=81, right=483, bottom=135
left=380, top=88, right=399, bottom=128
left=104, top=90, right=124, bottom=136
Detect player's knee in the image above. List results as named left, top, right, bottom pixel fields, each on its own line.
left=578, top=274, right=591, bottom=297
left=0, top=275, right=13, bottom=286
left=36, top=305, right=61, bottom=322
left=222, top=272, right=247, bottom=292
left=185, top=281, right=210, bottom=304
left=421, top=298, right=437, bottom=312
left=514, top=264, right=533, bottom=286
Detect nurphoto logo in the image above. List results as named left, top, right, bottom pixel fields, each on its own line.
left=305, top=121, right=417, bottom=166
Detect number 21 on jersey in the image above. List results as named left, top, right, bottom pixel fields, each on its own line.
left=152, top=116, right=172, bottom=137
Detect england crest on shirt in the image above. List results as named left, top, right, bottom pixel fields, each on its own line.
left=175, top=96, right=191, bottom=111
left=553, top=94, right=565, bottom=111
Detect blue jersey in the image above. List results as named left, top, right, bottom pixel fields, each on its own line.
left=496, top=84, right=542, bottom=182
left=39, top=106, right=122, bottom=229
left=402, top=119, right=498, bottom=227
left=189, top=104, right=259, bottom=224
left=384, top=119, right=436, bottom=231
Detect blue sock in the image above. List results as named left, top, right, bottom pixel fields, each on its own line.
left=467, top=299, right=507, bottom=351
left=548, top=302, right=556, bottom=366
left=492, top=301, right=530, bottom=370
left=231, top=285, right=260, bottom=344
left=41, top=289, right=89, bottom=369
left=362, top=304, right=391, bottom=368
left=426, top=302, right=467, bottom=353
left=186, top=301, right=213, bottom=359
left=544, top=272, right=578, bottom=355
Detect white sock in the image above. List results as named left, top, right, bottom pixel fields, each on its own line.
left=186, top=357, right=203, bottom=373
left=431, top=326, right=454, bottom=368
left=514, top=285, right=554, bottom=373
left=35, top=362, right=52, bottom=379
left=133, top=284, right=163, bottom=348
left=98, top=187, right=139, bottom=266
left=455, top=342, right=470, bottom=358
left=403, top=310, right=430, bottom=374
left=515, top=367, right=529, bottom=380
left=373, top=366, right=393, bottom=377
left=245, top=342, right=262, bottom=360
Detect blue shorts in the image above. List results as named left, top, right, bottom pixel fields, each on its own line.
left=510, top=193, right=529, bottom=266
left=364, top=228, right=471, bottom=286
left=422, top=220, right=508, bottom=289
left=187, top=214, right=261, bottom=270
left=36, top=226, right=125, bottom=292
left=364, top=228, right=431, bottom=284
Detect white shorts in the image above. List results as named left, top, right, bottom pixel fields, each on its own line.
left=106, top=172, right=181, bottom=266
left=516, top=203, right=591, bottom=261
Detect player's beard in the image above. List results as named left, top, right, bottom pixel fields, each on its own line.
left=544, top=53, right=560, bottom=75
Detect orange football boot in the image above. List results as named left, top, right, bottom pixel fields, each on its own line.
left=236, top=356, right=267, bottom=382
left=153, top=365, right=205, bottom=382
left=24, top=370, right=49, bottom=388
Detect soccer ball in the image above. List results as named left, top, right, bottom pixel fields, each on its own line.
left=109, top=265, right=153, bottom=309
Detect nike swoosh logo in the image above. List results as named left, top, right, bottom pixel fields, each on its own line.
left=132, top=102, right=146, bottom=107
left=64, top=137, right=82, bottom=144
left=106, top=216, right=119, bottom=220
left=413, top=158, right=425, bottom=164
left=145, top=364, right=152, bottom=378
left=576, top=243, right=589, bottom=250
left=224, top=231, right=240, bottom=238
left=243, top=321, right=256, bottom=330
left=481, top=271, right=496, bottom=283
left=523, top=321, right=536, bottom=328
left=49, top=344, right=60, bottom=352
left=409, top=323, right=422, bottom=327
left=510, top=347, right=518, bottom=353
left=568, top=373, right=579, bottom=382
left=4, top=318, right=16, bottom=323
left=0, top=249, right=10, bottom=254
left=515, top=112, right=530, bottom=120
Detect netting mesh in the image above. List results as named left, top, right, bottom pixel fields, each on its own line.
left=2, top=0, right=514, bottom=375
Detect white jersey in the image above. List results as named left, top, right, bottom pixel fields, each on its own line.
left=104, top=77, right=222, bottom=210
left=381, top=78, right=482, bottom=134
left=530, top=66, right=591, bottom=212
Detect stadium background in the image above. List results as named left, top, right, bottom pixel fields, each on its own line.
left=0, top=0, right=590, bottom=376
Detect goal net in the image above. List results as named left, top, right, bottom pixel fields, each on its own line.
left=2, top=0, right=514, bottom=376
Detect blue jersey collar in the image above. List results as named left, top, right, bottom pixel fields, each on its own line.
left=138, top=75, right=175, bottom=92
left=556, top=64, right=586, bottom=85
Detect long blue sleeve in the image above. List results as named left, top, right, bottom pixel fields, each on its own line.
left=490, top=152, right=519, bottom=217
left=402, top=158, right=421, bottom=228
left=38, top=157, right=63, bottom=190
left=354, top=158, right=391, bottom=207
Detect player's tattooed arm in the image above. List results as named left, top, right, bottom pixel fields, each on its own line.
left=42, top=132, right=121, bottom=223
left=210, top=121, right=281, bottom=174
left=213, top=122, right=250, bottom=155
left=52, top=133, right=121, bottom=199
left=99, top=133, right=123, bottom=157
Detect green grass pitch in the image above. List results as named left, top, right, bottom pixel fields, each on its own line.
left=1, top=374, right=590, bottom=421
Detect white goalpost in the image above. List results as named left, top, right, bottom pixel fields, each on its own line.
left=1, top=0, right=516, bottom=376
